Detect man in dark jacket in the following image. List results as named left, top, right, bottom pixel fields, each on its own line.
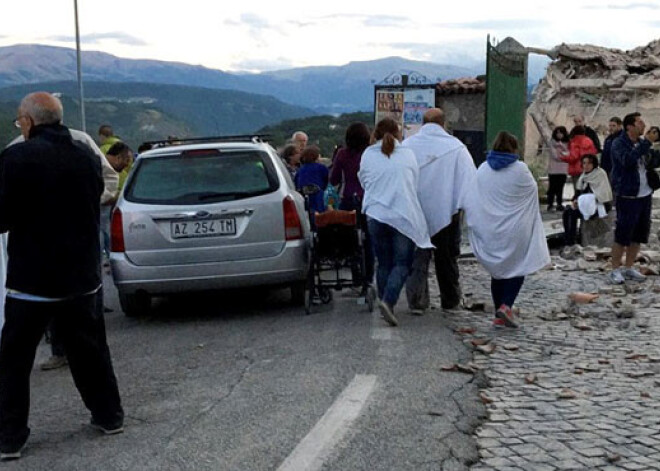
left=608, top=112, right=660, bottom=285
left=0, top=92, right=124, bottom=460
left=570, top=114, right=601, bottom=153
left=601, top=116, right=623, bottom=177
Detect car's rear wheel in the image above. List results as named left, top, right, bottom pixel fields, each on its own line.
left=290, top=281, right=306, bottom=306
left=119, top=291, right=151, bottom=317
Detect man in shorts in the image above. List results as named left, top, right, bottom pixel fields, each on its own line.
left=609, top=112, right=660, bottom=284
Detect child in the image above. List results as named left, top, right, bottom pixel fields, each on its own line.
left=294, top=146, right=329, bottom=215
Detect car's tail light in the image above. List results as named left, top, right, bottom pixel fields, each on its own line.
left=110, top=208, right=125, bottom=252
left=283, top=196, right=303, bottom=241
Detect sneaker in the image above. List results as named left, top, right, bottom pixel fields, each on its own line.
left=379, top=301, right=398, bottom=327
left=557, top=204, right=565, bottom=211
left=90, top=418, right=124, bottom=435
left=492, top=318, right=506, bottom=329
left=0, top=444, right=25, bottom=461
left=40, top=355, right=68, bottom=371
left=495, top=304, right=519, bottom=328
left=608, top=268, right=625, bottom=285
left=409, top=308, right=425, bottom=316
left=622, top=267, right=646, bottom=282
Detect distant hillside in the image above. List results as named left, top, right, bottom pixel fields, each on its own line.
left=257, top=111, right=374, bottom=157
left=0, top=102, right=17, bottom=149
left=0, top=44, right=481, bottom=113
left=0, top=81, right=315, bottom=149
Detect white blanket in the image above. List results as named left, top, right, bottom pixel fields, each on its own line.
left=460, top=161, right=550, bottom=279
left=403, top=123, right=476, bottom=235
left=359, top=142, right=433, bottom=249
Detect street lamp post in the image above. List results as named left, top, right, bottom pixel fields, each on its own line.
left=73, top=0, right=86, bottom=132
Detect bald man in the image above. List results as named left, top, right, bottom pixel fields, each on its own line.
left=570, top=114, right=601, bottom=153
left=0, top=92, right=124, bottom=460
left=402, top=108, right=476, bottom=313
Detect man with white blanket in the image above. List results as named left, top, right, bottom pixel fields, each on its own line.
left=403, top=109, right=476, bottom=313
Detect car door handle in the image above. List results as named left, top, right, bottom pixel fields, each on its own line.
left=151, top=209, right=254, bottom=221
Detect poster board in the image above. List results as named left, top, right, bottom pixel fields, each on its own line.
left=403, top=89, right=435, bottom=138
left=375, top=91, right=404, bottom=126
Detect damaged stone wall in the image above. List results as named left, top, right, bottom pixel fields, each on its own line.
left=525, top=39, right=660, bottom=168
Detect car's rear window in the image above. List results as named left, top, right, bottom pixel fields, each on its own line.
left=124, top=150, right=280, bottom=204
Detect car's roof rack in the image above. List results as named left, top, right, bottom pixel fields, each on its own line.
left=143, top=134, right=272, bottom=148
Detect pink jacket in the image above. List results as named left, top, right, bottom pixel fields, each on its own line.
left=548, top=140, right=569, bottom=175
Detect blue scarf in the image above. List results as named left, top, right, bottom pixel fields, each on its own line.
left=486, top=151, right=519, bottom=170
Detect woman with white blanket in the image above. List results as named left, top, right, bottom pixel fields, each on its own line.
left=460, top=132, right=550, bottom=328
left=359, top=118, right=433, bottom=327
left=563, top=154, right=613, bottom=246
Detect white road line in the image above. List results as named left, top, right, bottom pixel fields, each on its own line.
left=277, top=374, right=377, bottom=471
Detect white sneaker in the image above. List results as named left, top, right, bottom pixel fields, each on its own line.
left=379, top=301, right=398, bottom=327
left=622, top=267, right=646, bottom=282
left=608, top=268, right=625, bottom=285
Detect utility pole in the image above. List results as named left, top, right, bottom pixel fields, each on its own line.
left=74, top=0, right=86, bottom=132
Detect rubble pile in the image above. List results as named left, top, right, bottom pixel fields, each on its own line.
left=525, top=39, right=660, bottom=161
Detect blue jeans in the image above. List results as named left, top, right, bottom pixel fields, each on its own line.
left=367, top=218, right=416, bottom=307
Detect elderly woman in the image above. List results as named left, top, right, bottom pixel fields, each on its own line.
left=460, top=132, right=550, bottom=328
left=358, top=118, right=432, bottom=327
left=280, top=144, right=301, bottom=180
left=562, top=154, right=613, bottom=246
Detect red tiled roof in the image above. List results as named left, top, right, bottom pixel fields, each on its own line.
left=436, top=77, right=486, bottom=95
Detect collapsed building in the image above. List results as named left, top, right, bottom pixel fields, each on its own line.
left=525, top=39, right=660, bottom=166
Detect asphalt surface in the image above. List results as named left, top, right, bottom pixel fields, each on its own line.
left=4, top=272, right=484, bottom=470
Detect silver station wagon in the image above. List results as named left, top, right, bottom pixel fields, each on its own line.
left=110, top=137, right=310, bottom=316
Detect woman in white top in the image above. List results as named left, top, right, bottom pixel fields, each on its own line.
left=460, top=132, right=550, bottom=328
left=358, top=118, right=432, bottom=327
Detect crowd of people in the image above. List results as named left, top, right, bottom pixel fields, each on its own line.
left=546, top=113, right=660, bottom=284
left=281, top=109, right=550, bottom=330
left=1, top=89, right=659, bottom=460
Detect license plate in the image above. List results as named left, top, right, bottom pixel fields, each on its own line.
left=171, top=218, right=236, bottom=239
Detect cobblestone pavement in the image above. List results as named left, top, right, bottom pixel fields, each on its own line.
left=435, top=209, right=660, bottom=471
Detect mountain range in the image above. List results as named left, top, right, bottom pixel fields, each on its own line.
left=0, top=44, right=483, bottom=113
left=0, top=44, right=551, bottom=150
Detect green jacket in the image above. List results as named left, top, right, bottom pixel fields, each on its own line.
left=99, top=136, right=122, bottom=155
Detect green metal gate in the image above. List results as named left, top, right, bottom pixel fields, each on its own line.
left=485, top=36, right=528, bottom=153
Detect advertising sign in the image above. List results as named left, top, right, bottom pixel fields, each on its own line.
left=375, top=91, right=404, bottom=126
left=403, top=88, right=436, bottom=137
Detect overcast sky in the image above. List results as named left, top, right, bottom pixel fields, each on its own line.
left=2, top=1, right=659, bottom=72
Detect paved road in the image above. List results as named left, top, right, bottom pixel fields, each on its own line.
left=5, top=273, right=482, bottom=470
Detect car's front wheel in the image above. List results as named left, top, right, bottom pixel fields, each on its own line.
left=119, top=291, right=151, bottom=317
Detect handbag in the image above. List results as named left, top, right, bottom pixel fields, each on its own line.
left=646, top=168, right=660, bottom=191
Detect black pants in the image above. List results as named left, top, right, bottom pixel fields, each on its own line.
left=47, top=319, right=65, bottom=357
left=0, top=291, right=123, bottom=453
left=406, top=213, right=462, bottom=310
left=432, top=213, right=462, bottom=308
left=562, top=207, right=582, bottom=245
left=547, top=174, right=567, bottom=208
left=491, top=276, right=525, bottom=311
